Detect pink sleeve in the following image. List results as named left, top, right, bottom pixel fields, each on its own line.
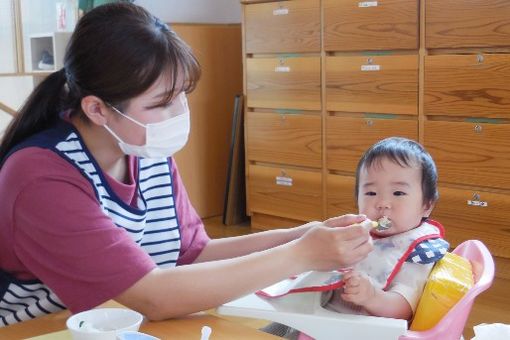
left=5, top=150, right=156, bottom=313
left=170, top=160, right=211, bottom=266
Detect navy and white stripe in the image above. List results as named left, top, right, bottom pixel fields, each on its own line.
left=1, top=127, right=181, bottom=327
left=0, top=274, right=65, bottom=327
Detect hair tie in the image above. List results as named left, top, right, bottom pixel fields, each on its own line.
left=154, top=16, right=171, bottom=32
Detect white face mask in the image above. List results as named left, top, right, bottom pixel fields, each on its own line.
left=104, top=92, right=190, bottom=159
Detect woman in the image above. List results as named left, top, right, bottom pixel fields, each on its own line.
left=0, top=3, right=372, bottom=326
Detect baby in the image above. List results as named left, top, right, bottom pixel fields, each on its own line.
left=263, top=137, right=449, bottom=339
left=324, top=137, right=449, bottom=320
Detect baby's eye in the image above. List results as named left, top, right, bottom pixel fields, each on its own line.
left=393, top=191, right=407, bottom=196
left=365, top=191, right=376, bottom=196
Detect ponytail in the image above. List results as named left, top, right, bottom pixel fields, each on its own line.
left=0, top=68, right=67, bottom=163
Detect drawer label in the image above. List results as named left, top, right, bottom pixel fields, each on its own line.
left=275, top=66, right=291, bottom=73
left=359, top=1, right=378, bottom=8
left=361, top=64, right=381, bottom=71
left=467, top=200, right=488, bottom=207
left=276, top=176, right=293, bottom=186
left=273, top=7, right=289, bottom=16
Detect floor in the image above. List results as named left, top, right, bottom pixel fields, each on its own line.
left=202, top=215, right=510, bottom=339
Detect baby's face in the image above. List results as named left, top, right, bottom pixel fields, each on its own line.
left=357, top=157, right=433, bottom=236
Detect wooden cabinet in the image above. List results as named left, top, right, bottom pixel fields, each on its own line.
left=248, top=164, right=323, bottom=222
left=327, top=116, right=417, bottom=173
left=426, top=0, right=510, bottom=49
left=424, top=120, right=510, bottom=189
left=241, top=1, right=510, bottom=279
left=327, top=174, right=356, bottom=218
left=425, top=54, right=510, bottom=118
left=326, top=55, right=419, bottom=115
left=246, top=111, right=321, bottom=168
left=431, top=186, right=510, bottom=259
left=324, top=0, right=419, bottom=52
left=247, top=56, right=321, bottom=110
left=245, top=0, right=320, bottom=53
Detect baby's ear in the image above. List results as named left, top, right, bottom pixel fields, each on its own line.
left=423, top=200, right=435, bottom=217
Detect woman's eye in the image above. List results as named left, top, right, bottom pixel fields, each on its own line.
left=365, top=191, right=376, bottom=196
left=394, top=191, right=406, bottom=196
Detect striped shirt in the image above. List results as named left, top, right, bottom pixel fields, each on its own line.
left=0, top=121, right=209, bottom=326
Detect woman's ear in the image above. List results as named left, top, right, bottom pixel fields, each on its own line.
left=80, top=95, right=109, bottom=126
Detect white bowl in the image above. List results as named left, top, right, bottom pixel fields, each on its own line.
left=66, top=308, right=144, bottom=340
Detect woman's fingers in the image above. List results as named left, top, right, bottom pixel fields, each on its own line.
left=323, top=214, right=366, bottom=228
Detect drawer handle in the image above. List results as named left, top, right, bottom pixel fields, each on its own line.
left=361, top=57, right=381, bottom=71
left=474, top=125, right=482, bottom=133
left=477, top=54, right=484, bottom=64
left=359, top=1, right=378, bottom=8
left=276, top=170, right=293, bottom=187
left=275, top=58, right=290, bottom=73
left=467, top=193, right=488, bottom=207
left=273, top=6, right=289, bottom=16
left=366, top=119, right=374, bottom=127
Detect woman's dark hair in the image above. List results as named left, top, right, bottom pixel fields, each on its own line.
left=355, top=137, right=439, bottom=205
left=0, top=2, right=200, bottom=162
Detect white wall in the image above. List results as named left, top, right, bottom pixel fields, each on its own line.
left=135, top=0, right=241, bottom=24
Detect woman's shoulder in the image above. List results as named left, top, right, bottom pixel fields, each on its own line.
left=1, top=146, right=87, bottom=187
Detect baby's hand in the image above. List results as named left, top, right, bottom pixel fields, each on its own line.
left=340, top=270, right=376, bottom=307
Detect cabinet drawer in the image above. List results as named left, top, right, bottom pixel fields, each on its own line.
left=245, top=0, right=320, bottom=53
left=424, top=120, right=510, bottom=190
left=326, top=55, right=418, bottom=115
left=326, top=174, right=357, bottom=219
left=426, top=0, right=510, bottom=49
left=425, top=54, right=510, bottom=118
left=327, top=116, right=418, bottom=172
left=431, top=186, right=510, bottom=259
left=248, top=164, right=323, bottom=221
left=324, top=0, right=418, bottom=52
left=246, top=111, right=322, bottom=168
left=247, top=56, right=321, bottom=110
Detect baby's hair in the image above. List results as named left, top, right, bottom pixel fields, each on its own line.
left=354, top=137, right=438, bottom=205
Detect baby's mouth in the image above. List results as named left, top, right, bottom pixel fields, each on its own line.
left=375, top=216, right=392, bottom=231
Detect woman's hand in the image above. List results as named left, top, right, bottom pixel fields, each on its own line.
left=340, top=270, right=376, bottom=306
left=292, top=214, right=373, bottom=272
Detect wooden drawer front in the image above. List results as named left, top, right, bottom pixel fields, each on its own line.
left=247, top=57, right=321, bottom=110
left=326, top=55, right=418, bottom=115
left=324, top=0, right=418, bottom=52
left=425, top=54, right=510, bottom=118
left=424, top=120, right=510, bottom=189
left=326, top=174, right=357, bottom=219
left=248, top=164, right=322, bottom=221
left=431, top=186, right=510, bottom=259
left=245, top=0, right=320, bottom=53
left=246, top=112, right=322, bottom=168
left=327, top=116, right=418, bottom=172
left=426, top=0, right=510, bottom=49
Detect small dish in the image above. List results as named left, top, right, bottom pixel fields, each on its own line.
left=66, top=308, right=143, bottom=340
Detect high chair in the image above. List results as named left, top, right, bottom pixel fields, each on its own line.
left=217, top=240, right=494, bottom=340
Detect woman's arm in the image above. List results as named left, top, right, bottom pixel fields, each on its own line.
left=194, top=221, right=321, bottom=262
left=116, top=215, right=373, bottom=320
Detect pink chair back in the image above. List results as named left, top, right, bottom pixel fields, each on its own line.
left=399, top=240, right=495, bottom=340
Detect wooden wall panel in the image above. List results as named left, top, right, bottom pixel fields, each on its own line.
left=173, top=24, right=242, bottom=218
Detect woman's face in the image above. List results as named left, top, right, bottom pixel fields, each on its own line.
left=107, top=73, right=186, bottom=146
left=357, top=157, right=433, bottom=237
